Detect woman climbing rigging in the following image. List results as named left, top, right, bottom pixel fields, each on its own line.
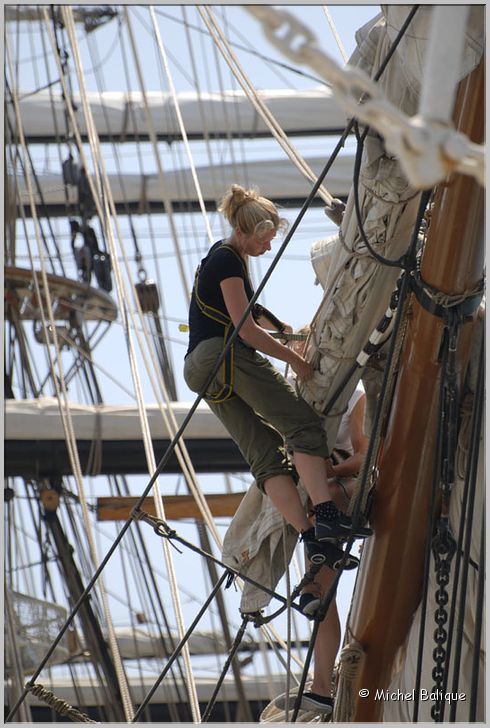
left=184, top=184, right=371, bottom=573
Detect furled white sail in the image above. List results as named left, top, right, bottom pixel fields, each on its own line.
left=13, top=154, right=355, bottom=216
left=9, top=88, right=347, bottom=143
left=5, top=397, right=228, bottom=441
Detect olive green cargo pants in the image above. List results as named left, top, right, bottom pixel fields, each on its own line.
left=184, top=337, right=329, bottom=491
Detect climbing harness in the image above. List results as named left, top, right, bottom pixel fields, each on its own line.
left=192, top=243, right=244, bottom=403
left=192, top=242, right=287, bottom=403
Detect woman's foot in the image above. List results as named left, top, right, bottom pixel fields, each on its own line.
left=300, top=528, right=359, bottom=570
left=313, top=500, right=372, bottom=541
left=273, top=690, right=333, bottom=716
left=301, top=692, right=334, bottom=715
left=299, top=591, right=321, bottom=617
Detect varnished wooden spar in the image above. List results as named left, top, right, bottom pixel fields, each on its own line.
left=97, top=492, right=246, bottom=521
left=349, top=59, right=484, bottom=722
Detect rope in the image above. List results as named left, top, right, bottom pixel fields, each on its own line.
left=333, top=641, right=365, bottom=722
left=122, top=7, right=191, bottom=300
left=282, top=522, right=293, bottom=721
left=26, top=683, right=99, bottom=723
left=322, top=6, right=349, bottom=63
left=148, top=6, right=213, bottom=246
left=198, top=6, right=335, bottom=206
left=181, top=5, right=227, bottom=240
left=131, top=571, right=229, bottom=722
left=347, top=190, right=432, bottom=524
left=201, top=615, right=251, bottom=722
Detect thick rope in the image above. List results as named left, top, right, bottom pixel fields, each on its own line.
left=26, top=683, right=99, bottom=723
left=333, top=640, right=365, bottom=722
left=323, top=6, right=349, bottom=63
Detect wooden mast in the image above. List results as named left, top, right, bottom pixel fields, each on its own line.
left=348, top=59, right=484, bottom=722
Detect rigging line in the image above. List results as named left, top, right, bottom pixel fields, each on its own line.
left=62, top=11, right=204, bottom=718
left=7, top=31, right=134, bottom=724
left=322, top=6, right=349, bottom=64
left=5, top=298, right=42, bottom=398
left=435, top=327, right=482, bottom=719
left=448, top=332, right=484, bottom=721
left=207, top=11, right=243, bottom=184
left=123, top=7, right=190, bottom=301
left=4, top=581, right=31, bottom=723
left=352, top=121, right=416, bottom=269
left=201, top=615, right=251, bottom=722
left=283, top=523, right=293, bottom=721
left=16, top=78, right=61, bottom=100
left=149, top=6, right=213, bottom=245
left=219, top=6, right=252, bottom=190
left=111, top=489, right=193, bottom=716
left=131, top=570, right=229, bottom=723
left=469, top=510, right=484, bottom=721
left=37, top=15, right=77, bottom=239
left=125, top=316, right=202, bottom=720
left=181, top=5, right=226, bottom=242
left=155, top=6, right=329, bottom=87
left=5, top=104, right=65, bottom=277
left=85, top=28, right=150, bottom=264
left=214, top=5, right=297, bottom=89
left=130, top=4, right=196, bottom=89
left=348, top=190, right=431, bottom=528
left=199, top=6, right=334, bottom=206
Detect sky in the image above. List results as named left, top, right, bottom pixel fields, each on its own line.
left=6, top=1, right=380, bottom=693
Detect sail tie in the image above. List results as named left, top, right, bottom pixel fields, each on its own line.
left=332, top=640, right=365, bottom=722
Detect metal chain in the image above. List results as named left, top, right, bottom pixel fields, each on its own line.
left=431, top=518, right=456, bottom=721
left=430, top=310, right=462, bottom=720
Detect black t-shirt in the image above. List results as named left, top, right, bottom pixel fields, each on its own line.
left=186, top=240, right=254, bottom=354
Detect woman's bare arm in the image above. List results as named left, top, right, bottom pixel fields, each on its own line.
left=327, top=396, right=369, bottom=477
left=220, top=277, right=312, bottom=380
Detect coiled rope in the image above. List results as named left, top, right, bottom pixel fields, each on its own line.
left=26, top=683, right=99, bottom=724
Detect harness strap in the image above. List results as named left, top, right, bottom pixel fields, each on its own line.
left=193, top=243, right=248, bottom=404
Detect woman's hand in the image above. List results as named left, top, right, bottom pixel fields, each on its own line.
left=325, top=458, right=335, bottom=477
left=279, top=323, right=293, bottom=344
left=289, top=352, right=314, bottom=380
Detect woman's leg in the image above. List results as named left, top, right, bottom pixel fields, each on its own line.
left=310, top=566, right=340, bottom=698
left=293, top=452, right=331, bottom=505
left=263, top=475, right=311, bottom=533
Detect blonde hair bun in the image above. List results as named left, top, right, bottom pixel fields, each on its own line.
left=218, top=184, right=288, bottom=237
